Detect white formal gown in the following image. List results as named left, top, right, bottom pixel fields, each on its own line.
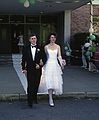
left=38, top=47, right=63, bottom=95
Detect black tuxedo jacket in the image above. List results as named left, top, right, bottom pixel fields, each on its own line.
left=21, top=44, right=43, bottom=71
left=21, top=43, right=44, bottom=104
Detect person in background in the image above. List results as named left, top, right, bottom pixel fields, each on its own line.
left=17, top=32, right=24, bottom=54
left=81, top=43, right=87, bottom=68
left=83, top=39, right=91, bottom=69
left=64, top=41, right=72, bottom=65
left=89, top=41, right=98, bottom=72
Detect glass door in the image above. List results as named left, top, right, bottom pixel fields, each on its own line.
left=25, top=24, right=40, bottom=44
left=11, top=24, right=24, bottom=53
left=40, top=23, right=56, bottom=45
left=0, top=24, right=10, bottom=54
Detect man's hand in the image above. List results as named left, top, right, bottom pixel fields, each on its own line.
left=39, top=59, right=43, bottom=66
left=36, top=64, right=40, bottom=69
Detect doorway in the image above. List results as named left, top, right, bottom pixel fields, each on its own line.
left=11, top=24, right=24, bottom=53
left=0, top=24, right=10, bottom=54
left=40, top=23, right=56, bottom=45
left=25, top=24, right=40, bottom=44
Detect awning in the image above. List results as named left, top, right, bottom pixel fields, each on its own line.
left=0, top=0, right=91, bottom=14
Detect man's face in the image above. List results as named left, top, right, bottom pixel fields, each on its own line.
left=29, top=36, right=37, bottom=45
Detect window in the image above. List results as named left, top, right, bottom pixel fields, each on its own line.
left=93, top=16, right=99, bottom=33
left=10, top=15, right=24, bottom=23
left=26, top=15, right=39, bottom=23
left=0, top=15, right=9, bottom=23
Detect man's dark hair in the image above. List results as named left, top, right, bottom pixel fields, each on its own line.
left=29, top=33, right=38, bottom=39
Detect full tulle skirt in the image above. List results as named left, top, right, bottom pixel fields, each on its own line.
left=38, top=61, right=63, bottom=95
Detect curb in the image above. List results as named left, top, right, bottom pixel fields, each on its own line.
left=62, top=92, right=99, bottom=98
left=0, top=92, right=99, bottom=101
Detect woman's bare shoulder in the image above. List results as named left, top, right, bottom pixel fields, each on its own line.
left=55, top=44, right=60, bottom=49
left=44, top=44, right=49, bottom=50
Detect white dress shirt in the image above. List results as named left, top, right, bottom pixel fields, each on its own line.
left=31, top=45, right=36, bottom=61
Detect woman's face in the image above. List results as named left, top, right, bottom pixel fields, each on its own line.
left=49, top=35, right=56, bottom=43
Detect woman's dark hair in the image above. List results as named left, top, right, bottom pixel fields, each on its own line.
left=48, top=32, right=57, bottom=39
left=45, top=32, right=57, bottom=44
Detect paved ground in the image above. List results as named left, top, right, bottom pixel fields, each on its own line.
left=0, top=54, right=99, bottom=100
left=63, top=66, right=99, bottom=96
left=0, top=64, right=25, bottom=94
left=0, top=98, right=99, bottom=120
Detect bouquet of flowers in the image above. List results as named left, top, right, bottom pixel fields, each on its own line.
left=64, top=42, right=72, bottom=57
left=62, top=59, right=66, bottom=66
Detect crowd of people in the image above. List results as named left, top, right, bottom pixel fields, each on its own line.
left=81, top=38, right=99, bottom=73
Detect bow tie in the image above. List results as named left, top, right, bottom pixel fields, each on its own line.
left=31, top=45, right=36, bottom=48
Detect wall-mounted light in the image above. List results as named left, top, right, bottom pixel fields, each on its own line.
left=0, top=18, right=3, bottom=21
left=55, top=1, right=61, bottom=4
left=74, top=0, right=79, bottom=3
left=24, top=0, right=30, bottom=8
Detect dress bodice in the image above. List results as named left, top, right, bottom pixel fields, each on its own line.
left=46, top=48, right=58, bottom=63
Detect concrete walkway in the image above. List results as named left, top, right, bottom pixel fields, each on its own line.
left=0, top=54, right=99, bottom=100
left=63, top=66, right=99, bottom=97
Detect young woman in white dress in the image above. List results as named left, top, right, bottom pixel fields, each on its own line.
left=39, top=33, right=66, bottom=107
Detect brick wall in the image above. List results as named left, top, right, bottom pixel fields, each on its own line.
left=71, top=4, right=99, bottom=36
left=71, top=5, right=90, bottom=36
left=69, top=4, right=99, bottom=65
left=93, top=5, right=99, bottom=16
left=93, top=5, right=99, bottom=33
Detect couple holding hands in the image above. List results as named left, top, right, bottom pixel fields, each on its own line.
left=21, top=33, right=66, bottom=108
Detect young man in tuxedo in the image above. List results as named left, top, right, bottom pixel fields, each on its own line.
left=21, top=34, right=44, bottom=108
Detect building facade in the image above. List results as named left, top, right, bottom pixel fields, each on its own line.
left=0, top=0, right=92, bottom=54
left=0, top=13, right=64, bottom=53
left=71, top=4, right=99, bottom=36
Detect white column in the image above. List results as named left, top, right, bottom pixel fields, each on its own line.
left=89, top=0, right=94, bottom=35
left=64, top=10, right=71, bottom=43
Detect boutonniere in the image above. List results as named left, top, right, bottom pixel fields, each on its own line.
left=37, top=49, right=40, bottom=52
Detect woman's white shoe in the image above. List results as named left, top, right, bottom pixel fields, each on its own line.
left=50, top=103, right=54, bottom=107
left=49, top=99, right=54, bottom=107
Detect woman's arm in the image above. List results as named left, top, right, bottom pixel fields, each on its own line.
left=41, top=45, right=47, bottom=65
left=57, top=45, right=66, bottom=69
